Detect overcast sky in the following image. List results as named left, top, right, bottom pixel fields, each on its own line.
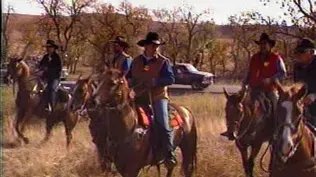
left=4, top=0, right=289, bottom=24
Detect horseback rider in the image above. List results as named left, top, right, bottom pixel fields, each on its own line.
left=127, top=32, right=177, bottom=167
left=293, top=38, right=316, bottom=127
left=221, top=33, right=287, bottom=140
left=109, top=36, right=132, bottom=73
left=38, top=40, right=62, bottom=112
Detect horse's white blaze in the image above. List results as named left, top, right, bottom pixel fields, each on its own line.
left=281, top=101, right=294, bottom=154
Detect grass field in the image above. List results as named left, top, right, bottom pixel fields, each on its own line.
left=1, top=87, right=270, bottom=177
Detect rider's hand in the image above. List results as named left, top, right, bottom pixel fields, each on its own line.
left=129, top=89, right=136, bottom=99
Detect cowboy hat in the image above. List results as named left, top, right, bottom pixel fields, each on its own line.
left=295, top=38, right=315, bottom=53
left=43, top=40, right=59, bottom=49
left=254, top=33, right=276, bottom=47
left=109, top=36, right=129, bottom=48
left=137, top=32, right=166, bottom=47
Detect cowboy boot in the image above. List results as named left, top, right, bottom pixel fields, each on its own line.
left=164, top=130, right=177, bottom=168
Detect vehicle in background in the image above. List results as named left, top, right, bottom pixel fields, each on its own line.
left=61, top=68, right=69, bottom=81
left=172, top=63, right=215, bottom=90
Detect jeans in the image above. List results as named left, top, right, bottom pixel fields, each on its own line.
left=153, top=99, right=174, bottom=154
left=266, top=91, right=279, bottom=128
left=45, top=79, right=60, bottom=109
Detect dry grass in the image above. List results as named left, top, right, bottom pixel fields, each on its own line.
left=1, top=87, right=270, bottom=177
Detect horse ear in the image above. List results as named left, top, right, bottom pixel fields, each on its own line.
left=77, top=74, right=82, bottom=80
left=86, top=75, right=93, bottom=84
left=294, top=84, right=308, bottom=102
left=223, top=87, right=230, bottom=98
left=17, top=58, right=23, bottom=62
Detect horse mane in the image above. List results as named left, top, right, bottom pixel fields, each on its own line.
left=290, top=82, right=305, bottom=95
left=20, top=60, right=31, bottom=78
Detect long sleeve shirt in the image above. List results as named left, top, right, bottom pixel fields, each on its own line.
left=294, top=56, right=316, bottom=101
left=39, top=52, right=62, bottom=80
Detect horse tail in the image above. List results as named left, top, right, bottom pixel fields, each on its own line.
left=179, top=110, right=198, bottom=177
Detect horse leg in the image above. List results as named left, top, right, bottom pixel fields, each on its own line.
left=156, top=164, right=161, bottom=177
left=166, top=167, right=175, bottom=177
left=15, top=108, right=29, bottom=144
left=42, top=113, right=58, bottom=144
left=248, top=142, right=264, bottom=177
left=236, top=141, right=251, bottom=177
left=64, top=112, right=78, bottom=148
left=179, top=122, right=198, bottom=177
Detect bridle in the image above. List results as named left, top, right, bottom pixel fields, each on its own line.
left=273, top=114, right=305, bottom=164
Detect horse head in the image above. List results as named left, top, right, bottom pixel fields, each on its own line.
left=70, top=74, right=95, bottom=112
left=4, top=57, right=25, bottom=85
left=274, top=82, right=307, bottom=163
left=223, top=87, right=248, bottom=139
left=91, top=68, right=129, bottom=108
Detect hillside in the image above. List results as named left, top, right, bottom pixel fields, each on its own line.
left=5, top=13, right=234, bottom=43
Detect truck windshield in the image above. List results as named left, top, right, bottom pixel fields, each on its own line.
left=185, top=65, right=198, bottom=72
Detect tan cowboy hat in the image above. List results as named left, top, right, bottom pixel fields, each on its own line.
left=109, top=36, right=129, bottom=48
left=137, top=32, right=166, bottom=47
left=43, top=40, right=59, bottom=49
left=254, top=33, right=276, bottom=47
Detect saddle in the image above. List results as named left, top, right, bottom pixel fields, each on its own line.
left=136, top=104, right=184, bottom=130
left=31, top=82, right=70, bottom=104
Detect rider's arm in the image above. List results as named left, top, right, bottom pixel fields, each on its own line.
left=270, top=57, right=287, bottom=81
left=152, top=60, right=175, bottom=88
left=125, top=62, right=133, bottom=86
left=38, top=54, right=48, bottom=70
left=121, top=57, right=132, bottom=74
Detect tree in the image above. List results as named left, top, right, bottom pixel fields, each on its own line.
left=78, top=1, right=152, bottom=66
left=35, top=0, right=95, bottom=60
left=2, top=4, right=14, bottom=64
left=228, top=13, right=262, bottom=78
left=179, top=5, right=211, bottom=63
left=153, top=8, right=185, bottom=64
left=256, top=0, right=316, bottom=39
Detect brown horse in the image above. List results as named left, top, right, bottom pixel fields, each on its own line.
left=223, top=87, right=274, bottom=177
left=270, top=83, right=316, bottom=177
left=69, top=75, right=95, bottom=115
left=68, top=75, right=114, bottom=171
left=4, top=57, right=78, bottom=147
left=89, top=68, right=197, bottom=177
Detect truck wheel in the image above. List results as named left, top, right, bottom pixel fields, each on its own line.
left=191, top=82, right=203, bottom=90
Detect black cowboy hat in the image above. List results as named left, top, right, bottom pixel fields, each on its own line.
left=254, top=33, right=276, bottom=47
left=109, top=36, right=129, bottom=48
left=295, top=38, right=315, bottom=53
left=43, top=40, right=59, bottom=49
left=137, top=32, right=166, bottom=47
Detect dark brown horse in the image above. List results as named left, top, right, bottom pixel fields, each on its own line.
left=4, top=57, right=78, bottom=147
left=270, top=83, right=316, bottom=177
left=223, top=87, right=274, bottom=177
left=89, top=68, right=197, bottom=177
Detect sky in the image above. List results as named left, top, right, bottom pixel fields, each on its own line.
left=3, top=0, right=288, bottom=24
